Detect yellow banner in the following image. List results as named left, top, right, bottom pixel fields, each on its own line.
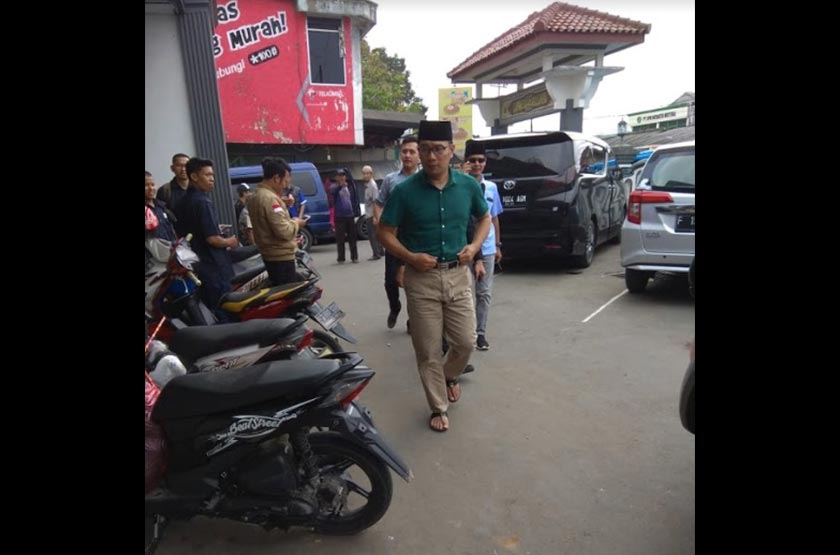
left=439, top=87, right=473, bottom=155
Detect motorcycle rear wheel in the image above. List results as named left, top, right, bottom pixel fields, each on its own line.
left=307, top=432, right=393, bottom=535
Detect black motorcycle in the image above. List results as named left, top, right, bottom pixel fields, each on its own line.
left=144, top=352, right=412, bottom=554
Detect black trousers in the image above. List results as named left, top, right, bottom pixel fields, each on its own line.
left=384, top=251, right=403, bottom=314
left=334, top=217, right=358, bottom=262
left=196, top=263, right=233, bottom=323
left=265, top=259, right=297, bottom=287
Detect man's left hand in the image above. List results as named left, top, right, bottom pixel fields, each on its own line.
left=457, top=244, right=478, bottom=266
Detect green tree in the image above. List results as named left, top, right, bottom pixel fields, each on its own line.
left=361, top=40, right=427, bottom=115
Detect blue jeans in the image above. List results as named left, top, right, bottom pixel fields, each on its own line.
left=471, top=253, right=496, bottom=336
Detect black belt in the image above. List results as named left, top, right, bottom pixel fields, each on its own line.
left=436, top=260, right=459, bottom=270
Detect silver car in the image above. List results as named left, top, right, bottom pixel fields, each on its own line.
left=620, top=141, right=695, bottom=293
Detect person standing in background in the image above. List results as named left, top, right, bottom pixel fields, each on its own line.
left=362, top=165, right=384, bottom=260
left=145, top=171, right=177, bottom=242
left=373, top=135, right=420, bottom=329
left=330, top=169, right=359, bottom=264
left=174, top=157, right=238, bottom=320
left=156, top=153, right=190, bottom=211
left=247, top=158, right=308, bottom=286
left=463, top=140, right=504, bottom=351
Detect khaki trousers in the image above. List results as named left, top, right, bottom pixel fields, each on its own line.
left=403, top=264, right=477, bottom=413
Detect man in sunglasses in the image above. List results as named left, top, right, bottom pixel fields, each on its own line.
left=378, top=121, right=491, bottom=433
left=463, top=140, right=504, bottom=352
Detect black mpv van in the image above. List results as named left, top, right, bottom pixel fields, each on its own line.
left=474, top=131, right=625, bottom=267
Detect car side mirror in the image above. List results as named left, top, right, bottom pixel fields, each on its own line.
left=609, top=168, right=623, bottom=183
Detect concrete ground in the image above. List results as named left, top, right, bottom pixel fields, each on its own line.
left=155, top=241, right=695, bottom=555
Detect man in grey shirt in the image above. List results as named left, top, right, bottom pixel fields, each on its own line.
left=372, top=135, right=420, bottom=329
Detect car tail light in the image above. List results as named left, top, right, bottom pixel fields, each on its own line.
left=627, top=191, right=674, bottom=224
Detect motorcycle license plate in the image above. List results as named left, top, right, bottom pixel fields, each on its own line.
left=313, top=301, right=345, bottom=330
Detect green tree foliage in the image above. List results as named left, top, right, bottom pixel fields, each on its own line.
left=361, top=40, right=428, bottom=115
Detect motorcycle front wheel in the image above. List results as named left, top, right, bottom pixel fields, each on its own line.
left=307, top=432, right=393, bottom=535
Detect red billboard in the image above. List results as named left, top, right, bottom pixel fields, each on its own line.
left=213, top=0, right=357, bottom=145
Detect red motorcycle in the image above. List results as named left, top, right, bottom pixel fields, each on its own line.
left=145, top=237, right=321, bottom=368
left=145, top=236, right=354, bottom=355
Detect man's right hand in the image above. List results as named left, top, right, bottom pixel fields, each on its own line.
left=294, top=217, right=308, bottom=227
left=409, top=252, right=438, bottom=272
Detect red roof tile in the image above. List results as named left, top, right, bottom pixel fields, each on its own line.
left=448, top=2, right=651, bottom=78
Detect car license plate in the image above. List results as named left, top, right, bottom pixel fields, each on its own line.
left=312, top=301, right=345, bottom=330
left=502, top=194, right=527, bottom=208
left=675, top=214, right=695, bottom=232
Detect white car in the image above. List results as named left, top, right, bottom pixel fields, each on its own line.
left=620, top=141, right=695, bottom=293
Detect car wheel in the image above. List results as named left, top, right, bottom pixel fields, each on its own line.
left=625, top=268, right=650, bottom=293
left=356, top=217, right=369, bottom=240
left=297, top=228, right=314, bottom=252
left=572, top=220, right=596, bottom=268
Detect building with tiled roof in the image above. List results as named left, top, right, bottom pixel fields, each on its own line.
left=448, top=2, right=650, bottom=84
left=446, top=2, right=650, bottom=135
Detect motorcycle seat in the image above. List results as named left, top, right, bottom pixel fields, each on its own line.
left=169, top=319, right=302, bottom=364
left=153, top=358, right=344, bottom=420
left=220, top=280, right=312, bottom=313
left=231, top=264, right=266, bottom=287
left=229, top=244, right=260, bottom=263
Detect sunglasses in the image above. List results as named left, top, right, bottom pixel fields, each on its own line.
left=466, top=157, right=486, bottom=164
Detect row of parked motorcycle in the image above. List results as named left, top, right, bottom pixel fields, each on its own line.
left=144, top=237, right=412, bottom=555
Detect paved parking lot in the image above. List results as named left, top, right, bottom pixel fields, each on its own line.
left=157, top=242, right=695, bottom=555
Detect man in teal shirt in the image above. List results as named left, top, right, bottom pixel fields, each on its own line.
left=378, top=120, right=490, bottom=433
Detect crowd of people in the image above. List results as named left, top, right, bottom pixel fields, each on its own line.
left=145, top=120, right=504, bottom=433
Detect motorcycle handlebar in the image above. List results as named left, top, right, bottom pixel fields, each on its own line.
left=187, top=271, right=202, bottom=287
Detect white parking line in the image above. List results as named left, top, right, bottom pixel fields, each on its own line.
left=582, top=289, right=629, bottom=323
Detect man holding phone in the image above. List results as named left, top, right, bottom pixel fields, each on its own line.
left=247, top=157, right=308, bottom=286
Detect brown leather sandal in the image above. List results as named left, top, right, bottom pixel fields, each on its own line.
left=429, top=411, right=449, bottom=432
left=446, top=378, right=461, bottom=403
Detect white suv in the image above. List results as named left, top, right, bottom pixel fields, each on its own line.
left=620, top=141, right=695, bottom=293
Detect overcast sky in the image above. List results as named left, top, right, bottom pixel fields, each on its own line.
left=364, top=0, right=695, bottom=136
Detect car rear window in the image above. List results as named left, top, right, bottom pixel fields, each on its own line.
left=482, top=136, right=576, bottom=180
left=642, top=147, right=695, bottom=192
